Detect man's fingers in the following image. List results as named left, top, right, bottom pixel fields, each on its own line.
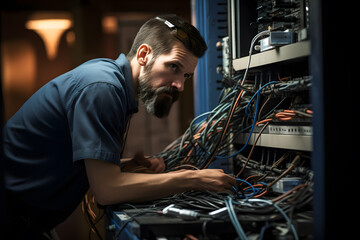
left=148, top=158, right=166, bottom=173
left=133, top=153, right=166, bottom=173
left=193, top=169, right=236, bottom=192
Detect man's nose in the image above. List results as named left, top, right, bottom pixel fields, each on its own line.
left=171, top=78, right=185, bottom=92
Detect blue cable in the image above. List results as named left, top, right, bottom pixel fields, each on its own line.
left=225, top=197, right=248, bottom=240
left=245, top=81, right=278, bottom=115
left=215, top=92, right=259, bottom=159
left=233, top=178, right=256, bottom=199
left=215, top=81, right=277, bottom=159
left=110, top=217, right=121, bottom=230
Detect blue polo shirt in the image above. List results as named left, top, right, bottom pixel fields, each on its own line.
left=3, top=54, right=138, bottom=228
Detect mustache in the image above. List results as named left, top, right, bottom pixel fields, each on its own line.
left=155, top=86, right=179, bottom=102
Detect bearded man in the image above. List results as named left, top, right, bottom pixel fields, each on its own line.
left=2, top=14, right=235, bottom=239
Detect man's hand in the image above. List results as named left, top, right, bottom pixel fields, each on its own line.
left=190, top=169, right=236, bottom=192
left=133, top=152, right=166, bottom=173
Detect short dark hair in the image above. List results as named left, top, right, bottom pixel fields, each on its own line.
left=127, top=14, right=207, bottom=60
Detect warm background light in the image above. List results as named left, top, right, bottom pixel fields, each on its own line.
left=102, top=16, right=118, bottom=34
left=25, top=12, right=73, bottom=60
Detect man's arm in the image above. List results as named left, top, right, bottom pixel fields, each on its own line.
left=84, top=158, right=235, bottom=205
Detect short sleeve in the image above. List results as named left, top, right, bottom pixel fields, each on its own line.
left=68, top=82, right=128, bottom=165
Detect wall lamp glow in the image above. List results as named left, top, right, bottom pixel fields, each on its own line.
left=26, top=12, right=73, bottom=60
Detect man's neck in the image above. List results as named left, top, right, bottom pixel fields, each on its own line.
left=129, top=57, right=140, bottom=99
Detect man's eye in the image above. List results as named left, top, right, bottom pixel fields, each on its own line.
left=169, top=64, right=178, bottom=71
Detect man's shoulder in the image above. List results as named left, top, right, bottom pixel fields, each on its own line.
left=73, top=58, right=127, bottom=88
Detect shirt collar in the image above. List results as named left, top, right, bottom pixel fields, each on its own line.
left=115, top=53, right=138, bottom=114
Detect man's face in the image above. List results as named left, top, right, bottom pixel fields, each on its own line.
left=138, top=41, right=198, bottom=118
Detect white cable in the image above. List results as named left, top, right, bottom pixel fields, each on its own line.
left=239, top=30, right=271, bottom=86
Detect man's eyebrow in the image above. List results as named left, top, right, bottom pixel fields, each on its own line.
left=170, top=60, right=184, bottom=69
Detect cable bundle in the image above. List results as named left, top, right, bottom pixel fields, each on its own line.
left=152, top=73, right=313, bottom=172
left=153, top=79, right=283, bottom=171
left=113, top=182, right=313, bottom=240
left=153, top=85, right=252, bottom=171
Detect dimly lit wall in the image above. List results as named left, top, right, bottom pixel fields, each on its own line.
left=2, top=11, right=74, bottom=120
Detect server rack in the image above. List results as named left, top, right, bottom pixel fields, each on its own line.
left=197, top=0, right=314, bottom=238
left=193, top=0, right=359, bottom=239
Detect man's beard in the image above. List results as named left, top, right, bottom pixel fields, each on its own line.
left=137, top=63, right=179, bottom=118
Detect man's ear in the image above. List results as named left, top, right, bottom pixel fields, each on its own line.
left=136, top=44, right=152, bottom=66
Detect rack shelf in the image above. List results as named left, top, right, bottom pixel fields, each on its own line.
left=232, top=40, right=310, bottom=71
left=235, top=132, right=312, bottom=151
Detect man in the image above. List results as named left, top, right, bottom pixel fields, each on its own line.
left=2, top=14, right=235, bottom=238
